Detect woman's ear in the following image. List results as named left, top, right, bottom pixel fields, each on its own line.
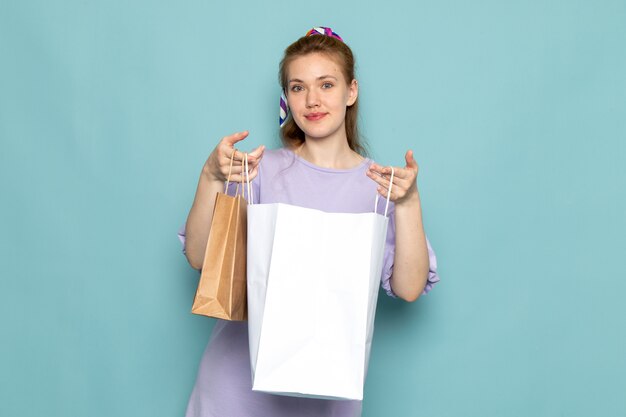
left=347, top=79, right=358, bottom=106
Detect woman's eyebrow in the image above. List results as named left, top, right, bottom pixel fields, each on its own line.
left=288, top=75, right=338, bottom=83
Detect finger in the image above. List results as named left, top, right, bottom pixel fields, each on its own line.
left=368, top=163, right=385, bottom=174
left=224, top=145, right=265, bottom=164
left=246, top=149, right=265, bottom=166
left=368, top=164, right=393, bottom=182
left=226, top=174, right=246, bottom=183
left=386, top=166, right=407, bottom=180
left=224, top=147, right=256, bottom=163
left=226, top=170, right=255, bottom=181
left=221, top=131, right=249, bottom=147
left=377, top=186, right=403, bottom=201
left=405, top=150, right=418, bottom=172
left=390, top=166, right=415, bottom=182
left=367, top=169, right=396, bottom=189
left=247, top=158, right=263, bottom=170
left=369, top=163, right=401, bottom=177
left=222, top=165, right=245, bottom=177
left=221, top=148, right=243, bottom=162
left=248, top=166, right=259, bottom=180
left=369, top=164, right=410, bottom=181
left=225, top=154, right=262, bottom=174
left=370, top=174, right=414, bottom=199
left=248, top=144, right=265, bottom=158
left=377, top=186, right=395, bottom=200
left=367, top=167, right=388, bottom=184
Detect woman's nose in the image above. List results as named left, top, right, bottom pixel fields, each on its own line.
left=306, top=90, right=320, bottom=108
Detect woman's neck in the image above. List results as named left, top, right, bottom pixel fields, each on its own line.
left=295, top=137, right=364, bottom=170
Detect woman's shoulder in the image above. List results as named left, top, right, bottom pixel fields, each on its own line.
left=262, top=147, right=292, bottom=164
left=258, top=147, right=298, bottom=172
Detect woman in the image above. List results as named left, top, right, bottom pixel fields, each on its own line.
left=180, top=27, right=439, bottom=417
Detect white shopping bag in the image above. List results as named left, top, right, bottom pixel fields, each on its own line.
left=247, top=171, right=394, bottom=401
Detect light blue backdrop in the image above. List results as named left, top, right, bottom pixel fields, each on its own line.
left=1, top=1, right=625, bottom=416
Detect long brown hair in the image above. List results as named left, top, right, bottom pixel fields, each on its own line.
left=279, top=34, right=367, bottom=156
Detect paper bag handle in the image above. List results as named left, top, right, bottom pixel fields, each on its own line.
left=374, top=167, right=394, bottom=218
left=223, top=151, right=254, bottom=203
left=224, top=150, right=236, bottom=194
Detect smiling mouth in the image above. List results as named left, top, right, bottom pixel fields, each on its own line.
left=305, top=113, right=327, bottom=121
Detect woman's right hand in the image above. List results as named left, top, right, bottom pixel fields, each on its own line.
left=185, top=131, right=264, bottom=269
left=203, top=131, right=265, bottom=183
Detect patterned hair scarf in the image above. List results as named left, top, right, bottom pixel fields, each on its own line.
left=279, top=27, right=344, bottom=127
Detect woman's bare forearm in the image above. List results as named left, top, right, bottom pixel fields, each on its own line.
left=391, top=192, right=430, bottom=302
left=184, top=167, right=224, bottom=270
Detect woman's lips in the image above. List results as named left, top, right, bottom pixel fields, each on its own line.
left=305, top=112, right=327, bottom=121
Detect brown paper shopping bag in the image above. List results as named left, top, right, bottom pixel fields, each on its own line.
left=191, top=154, right=250, bottom=321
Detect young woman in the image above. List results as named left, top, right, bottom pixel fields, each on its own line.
left=180, top=27, right=439, bottom=417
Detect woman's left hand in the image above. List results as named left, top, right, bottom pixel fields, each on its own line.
left=367, top=150, right=419, bottom=205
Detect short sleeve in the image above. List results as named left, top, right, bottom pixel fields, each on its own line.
left=422, top=238, right=440, bottom=294
left=177, top=224, right=187, bottom=254
left=380, top=207, right=440, bottom=298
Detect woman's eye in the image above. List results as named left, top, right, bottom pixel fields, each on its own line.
left=291, top=85, right=304, bottom=92
left=322, top=82, right=333, bottom=89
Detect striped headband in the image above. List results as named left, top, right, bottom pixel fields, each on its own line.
left=305, top=27, right=344, bottom=42
left=279, top=27, right=344, bottom=127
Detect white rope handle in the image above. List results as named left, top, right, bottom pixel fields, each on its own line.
left=244, top=153, right=254, bottom=204
left=374, top=167, right=394, bottom=217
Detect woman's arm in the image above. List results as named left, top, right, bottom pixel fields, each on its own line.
left=184, top=131, right=264, bottom=269
left=390, top=190, right=430, bottom=302
left=184, top=171, right=226, bottom=270
left=367, top=150, right=430, bottom=302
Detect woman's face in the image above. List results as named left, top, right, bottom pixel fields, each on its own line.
left=286, top=52, right=358, bottom=144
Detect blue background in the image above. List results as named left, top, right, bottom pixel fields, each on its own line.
left=1, top=1, right=625, bottom=416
